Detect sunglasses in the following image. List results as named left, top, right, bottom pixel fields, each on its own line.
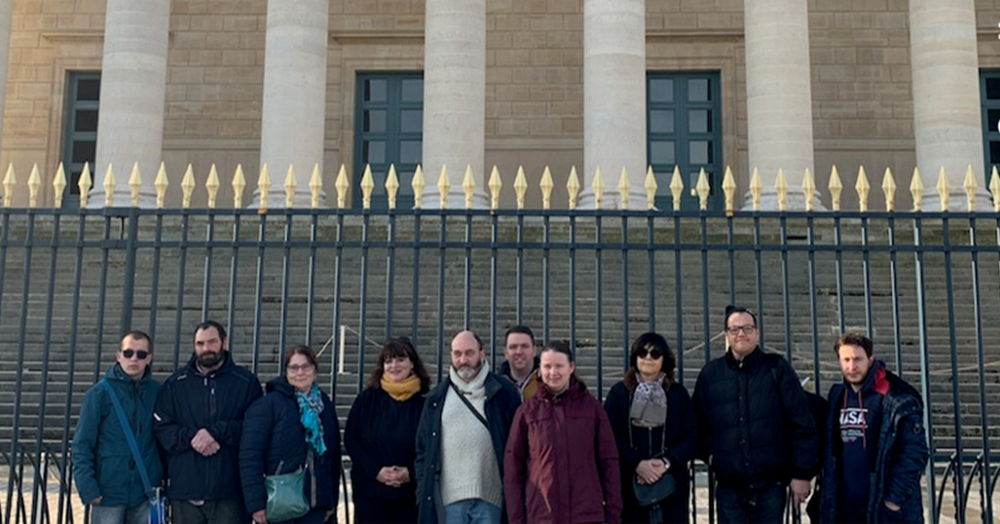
left=121, top=349, right=150, bottom=360
left=637, top=348, right=663, bottom=360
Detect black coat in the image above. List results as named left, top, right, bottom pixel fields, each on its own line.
left=414, top=372, right=521, bottom=524
left=604, top=376, right=699, bottom=524
left=154, top=352, right=262, bottom=501
left=344, top=387, right=423, bottom=504
left=239, top=377, right=342, bottom=515
left=692, top=347, right=819, bottom=490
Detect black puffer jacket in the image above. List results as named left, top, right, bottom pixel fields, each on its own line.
left=238, top=377, right=341, bottom=515
left=692, top=347, right=818, bottom=490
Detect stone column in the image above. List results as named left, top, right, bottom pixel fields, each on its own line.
left=910, top=0, right=991, bottom=211
left=743, top=0, right=819, bottom=210
left=257, top=0, right=329, bottom=208
left=0, top=0, right=12, bottom=152
left=421, top=0, right=488, bottom=209
left=580, top=0, right=647, bottom=210
left=90, top=0, right=170, bottom=208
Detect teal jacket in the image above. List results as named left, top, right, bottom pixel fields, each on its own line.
left=72, top=364, right=162, bottom=507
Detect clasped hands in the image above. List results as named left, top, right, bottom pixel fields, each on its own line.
left=376, top=465, right=410, bottom=488
left=191, top=428, right=220, bottom=456
left=635, top=458, right=669, bottom=485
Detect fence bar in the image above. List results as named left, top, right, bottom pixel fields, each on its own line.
left=807, top=215, right=820, bottom=390
left=726, top=215, right=735, bottom=305
left=543, top=214, right=551, bottom=344
left=410, top=212, right=421, bottom=348
left=969, top=217, right=993, bottom=523
left=887, top=216, right=902, bottom=373
left=149, top=213, right=165, bottom=343
left=516, top=214, right=525, bottom=325
left=833, top=215, right=846, bottom=333
left=120, top=210, right=138, bottom=331
left=251, top=214, right=267, bottom=374
left=13, top=212, right=34, bottom=522
left=384, top=211, right=396, bottom=341
left=780, top=215, right=791, bottom=361
left=306, top=213, right=320, bottom=346
left=700, top=212, right=711, bottom=367
left=172, top=213, right=190, bottom=369
left=861, top=215, right=873, bottom=334
left=674, top=214, right=684, bottom=381
left=329, top=212, right=345, bottom=394
left=647, top=213, right=656, bottom=332
left=912, top=215, right=937, bottom=522
left=436, top=216, right=446, bottom=382
left=201, top=213, right=216, bottom=317
left=226, top=213, right=242, bottom=348
left=490, top=212, right=499, bottom=369
left=357, top=212, right=371, bottom=385
left=595, top=214, right=604, bottom=399
left=464, top=212, right=472, bottom=330
left=278, top=212, right=294, bottom=367
left=753, top=214, right=765, bottom=350
left=942, top=217, right=965, bottom=523
left=569, top=214, right=577, bottom=357
left=621, top=215, right=629, bottom=369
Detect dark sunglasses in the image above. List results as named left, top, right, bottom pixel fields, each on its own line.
left=121, top=349, right=150, bottom=360
left=637, top=348, right=663, bottom=360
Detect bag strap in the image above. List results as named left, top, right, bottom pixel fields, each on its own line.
left=449, top=382, right=489, bottom=431
left=100, top=380, right=153, bottom=494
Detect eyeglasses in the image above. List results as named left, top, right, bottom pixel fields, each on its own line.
left=287, top=363, right=314, bottom=373
left=726, top=325, right=757, bottom=335
left=121, top=349, right=149, bottom=360
left=637, top=348, right=663, bottom=360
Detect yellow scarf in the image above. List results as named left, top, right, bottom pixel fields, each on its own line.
left=381, top=374, right=421, bottom=401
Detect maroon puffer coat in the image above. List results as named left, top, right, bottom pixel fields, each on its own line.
left=504, top=377, right=622, bottom=524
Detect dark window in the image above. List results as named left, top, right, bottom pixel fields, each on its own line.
left=981, top=71, right=1000, bottom=183
left=647, top=72, right=723, bottom=210
left=61, top=72, right=101, bottom=208
left=354, top=73, right=424, bottom=209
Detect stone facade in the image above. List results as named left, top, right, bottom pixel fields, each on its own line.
left=1, top=0, right=999, bottom=209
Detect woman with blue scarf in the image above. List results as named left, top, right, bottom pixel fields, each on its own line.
left=240, top=345, right=341, bottom=524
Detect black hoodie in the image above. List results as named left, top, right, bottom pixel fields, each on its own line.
left=836, top=359, right=887, bottom=504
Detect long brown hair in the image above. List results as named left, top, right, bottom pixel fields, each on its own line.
left=365, top=337, right=431, bottom=393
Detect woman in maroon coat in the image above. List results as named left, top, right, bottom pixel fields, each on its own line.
left=504, top=340, right=623, bottom=524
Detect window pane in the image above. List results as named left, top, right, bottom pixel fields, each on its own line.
left=649, top=79, right=674, bottom=103
left=650, top=110, right=674, bottom=134
left=400, top=140, right=421, bottom=165
left=990, top=141, right=1000, bottom=165
left=365, top=79, right=388, bottom=102
left=401, top=79, right=423, bottom=102
left=75, top=109, right=98, bottom=133
left=650, top=141, right=675, bottom=165
left=988, top=78, right=1000, bottom=100
left=689, top=109, right=711, bottom=133
left=400, top=109, right=422, bottom=133
left=363, top=140, right=386, bottom=165
left=364, top=110, right=386, bottom=133
left=77, top=78, right=101, bottom=101
left=688, top=79, right=710, bottom=102
left=72, top=140, right=95, bottom=164
left=989, top=109, right=1000, bottom=135
left=689, top=140, right=712, bottom=164
left=69, top=170, right=82, bottom=194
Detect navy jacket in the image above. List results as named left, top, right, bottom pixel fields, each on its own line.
left=692, top=347, right=819, bottom=490
left=153, top=352, right=262, bottom=501
left=414, top=371, right=521, bottom=524
left=239, top=377, right=341, bottom=515
left=819, top=362, right=928, bottom=523
left=72, top=364, right=162, bottom=507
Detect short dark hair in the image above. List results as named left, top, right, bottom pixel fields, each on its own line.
left=283, top=344, right=318, bottom=372
left=366, top=337, right=431, bottom=393
left=121, top=330, right=152, bottom=352
left=628, top=332, right=676, bottom=382
left=835, top=332, right=873, bottom=358
left=193, top=320, right=227, bottom=342
left=504, top=325, right=535, bottom=347
left=724, top=305, right=757, bottom=329
left=540, top=340, right=575, bottom=363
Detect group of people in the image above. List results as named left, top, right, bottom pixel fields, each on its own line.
left=71, top=307, right=930, bottom=524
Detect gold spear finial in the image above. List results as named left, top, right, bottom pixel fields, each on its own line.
left=102, top=163, right=116, bottom=207
left=309, top=164, right=323, bottom=209
left=128, top=163, right=142, bottom=207
left=514, top=166, right=528, bottom=210
left=801, top=168, right=816, bottom=213
left=749, top=167, right=763, bottom=211
left=881, top=167, right=896, bottom=212
left=990, top=166, right=1000, bottom=213
left=669, top=166, right=684, bottom=212
left=775, top=169, right=788, bottom=211
left=828, top=165, right=843, bottom=212
left=488, top=166, right=502, bottom=210
left=360, top=164, right=375, bottom=210
left=592, top=166, right=605, bottom=209
left=462, top=165, right=476, bottom=210
left=335, top=164, right=350, bottom=209
left=964, top=165, right=978, bottom=212
left=437, top=165, right=451, bottom=210
left=155, top=163, right=169, bottom=209
left=284, top=165, right=297, bottom=208
left=28, top=164, right=41, bottom=208
left=232, top=164, right=246, bottom=208
left=411, top=165, right=425, bottom=209
left=258, top=164, right=271, bottom=213
left=206, top=164, right=220, bottom=209
left=385, top=164, right=399, bottom=210
left=697, top=168, right=711, bottom=211
left=910, top=167, right=924, bottom=212
left=53, top=163, right=67, bottom=208
left=617, top=168, right=630, bottom=210
left=644, top=166, right=657, bottom=210
left=567, top=166, right=581, bottom=210
left=855, top=166, right=870, bottom=213
left=2, top=164, right=14, bottom=208
left=540, top=166, right=554, bottom=210
left=722, top=166, right=736, bottom=215
left=79, top=163, right=92, bottom=208
left=936, top=167, right=949, bottom=212
left=181, top=164, right=196, bottom=209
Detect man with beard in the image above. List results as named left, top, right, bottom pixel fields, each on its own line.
left=415, top=330, right=521, bottom=524
left=154, top=320, right=262, bottom=524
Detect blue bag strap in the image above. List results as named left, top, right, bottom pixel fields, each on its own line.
left=99, top=380, right=153, bottom=494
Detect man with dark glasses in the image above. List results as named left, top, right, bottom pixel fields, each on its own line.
left=73, top=330, right=163, bottom=524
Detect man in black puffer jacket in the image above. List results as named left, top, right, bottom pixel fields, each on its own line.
left=154, top=321, right=263, bottom=523
left=693, top=306, right=819, bottom=524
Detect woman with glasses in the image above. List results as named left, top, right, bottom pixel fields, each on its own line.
left=345, top=338, right=430, bottom=524
left=604, top=333, right=699, bottom=524
left=240, top=345, right=341, bottom=524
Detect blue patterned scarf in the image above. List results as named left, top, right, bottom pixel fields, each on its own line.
left=295, top=383, right=327, bottom=456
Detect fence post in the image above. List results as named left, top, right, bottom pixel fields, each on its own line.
left=119, top=209, right=139, bottom=333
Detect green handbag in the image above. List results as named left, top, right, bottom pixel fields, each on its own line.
left=265, top=458, right=310, bottom=522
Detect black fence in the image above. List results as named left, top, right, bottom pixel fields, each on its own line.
left=1, top=206, right=999, bottom=524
